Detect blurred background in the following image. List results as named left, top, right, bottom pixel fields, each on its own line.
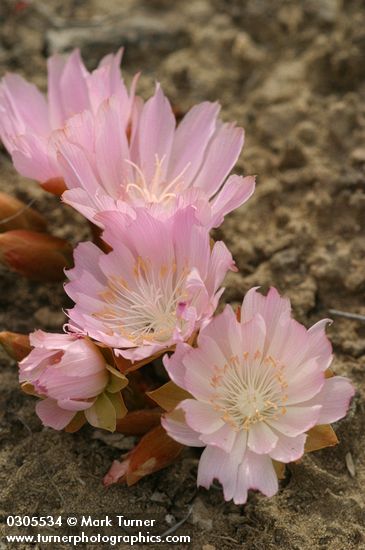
left=0, top=1, right=364, bottom=548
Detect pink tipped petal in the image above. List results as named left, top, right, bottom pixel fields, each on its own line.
left=36, top=398, right=75, bottom=430
left=209, top=175, right=256, bottom=228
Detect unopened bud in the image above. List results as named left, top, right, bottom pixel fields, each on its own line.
left=0, top=230, right=73, bottom=281
left=40, top=178, right=67, bottom=196
left=0, top=192, right=46, bottom=232
left=0, top=331, right=31, bottom=360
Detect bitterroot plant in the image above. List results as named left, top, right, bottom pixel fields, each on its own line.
left=0, top=48, right=354, bottom=505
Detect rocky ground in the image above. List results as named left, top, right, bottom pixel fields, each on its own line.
left=0, top=0, right=364, bottom=548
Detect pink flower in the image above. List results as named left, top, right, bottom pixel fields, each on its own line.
left=57, top=84, right=255, bottom=228
left=162, top=287, right=355, bottom=504
left=0, top=49, right=134, bottom=184
left=19, top=330, right=126, bottom=430
left=64, top=207, right=235, bottom=362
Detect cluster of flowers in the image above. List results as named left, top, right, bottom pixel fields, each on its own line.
left=0, top=50, right=354, bottom=504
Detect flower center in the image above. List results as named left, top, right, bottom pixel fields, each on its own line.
left=210, top=351, right=289, bottom=431
left=124, top=156, right=190, bottom=205
left=94, top=258, right=188, bottom=345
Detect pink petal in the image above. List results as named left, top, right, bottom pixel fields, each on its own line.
left=1, top=73, right=49, bottom=135
left=137, top=84, right=176, bottom=183
left=241, top=313, right=267, bottom=357
left=168, top=101, right=220, bottom=187
left=205, top=241, right=236, bottom=296
left=57, top=398, right=94, bottom=411
left=180, top=400, right=224, bottom=434
left=199, top=423, right=237, bottom=453
left=209, top=175, right=256, bottom=228
left=267, top=405, right=321, bottom=437
left=269, top=432, right=306, bottom=463
left=94, top=97, right=131, bottom=197
left=199, top=305, right=241, bottom=361
left=161, top=412, right=204, bottom=447
left=305, top=319, right=333, bottom=370
left=236, top=451, right=278, bottom=502
left=12, top=134, right=59, bottom=181
left=285, top=358, right=325, bottom=405
left=57, top=49, right=90, bottom=120
left=57, top=141, right=100, bottom=193
left=309, top=376, right=355, bottom=424
left=66, top=241, right=104, bottom=283
left=163, top=343, right=191, bottom=388
left=35, top=398, right=75, bottom=430
left=194, top=122, right=244, bottom=197
left=197, top=430, right=247, bottom=501
left=47, top=54, right=67, bottom=128
left=241, top=286, right=291, bottom=335
left=247, top=422, right=279, bottom=454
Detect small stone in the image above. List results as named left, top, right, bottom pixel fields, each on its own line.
left=191, top=498, right=213, bottom=531
left=202, top=545, right=216, bottom=550
left=345, top=452, right=356, bottom=477
left=351, top=148, right=365, bottom=164
left=165, top=514, right=175, bottom=526
left=150, top=491, right=169, bottom=503
left=34, top=307, right=65, bottom=329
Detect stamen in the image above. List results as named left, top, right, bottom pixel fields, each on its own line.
left=210, top=351, right=289, bottom=432
left=93, top=261, right=189, bottom=345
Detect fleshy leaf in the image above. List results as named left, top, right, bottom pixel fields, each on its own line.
left=106, top=364, right=129, bottom=393
left=64, top=411, right=86, bottom=433
left=116, top=409, right=161, bottom=435
left=305, top=424, right=339, bottom=453
left=126, top=425, right=184, bottom=486
left=147, top=381, right=192, bottom=411
left=272, top=460, right=286, bottom=480
left=84, top=393, right=116, bottom=432
left=0, top=331, right=31, bottom=361
left=107, top=391, right=128, bottom=420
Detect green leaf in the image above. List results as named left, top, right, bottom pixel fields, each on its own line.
left=105, top=364, right=129, bottom=393
left=84, top=393, right=116, bottom=432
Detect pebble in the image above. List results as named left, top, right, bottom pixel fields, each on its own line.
left=191, top=498, right=213, bottom=531
left=34, top=307, right=65, bottom=329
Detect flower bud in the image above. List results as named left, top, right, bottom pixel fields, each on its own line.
left=0, top=331, right=31, bottom=360
left=0, top=192, right=46, bottom=232
left=0, top=230, right=73, bottom=281
left=19, top=331, right=128, bottom=431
